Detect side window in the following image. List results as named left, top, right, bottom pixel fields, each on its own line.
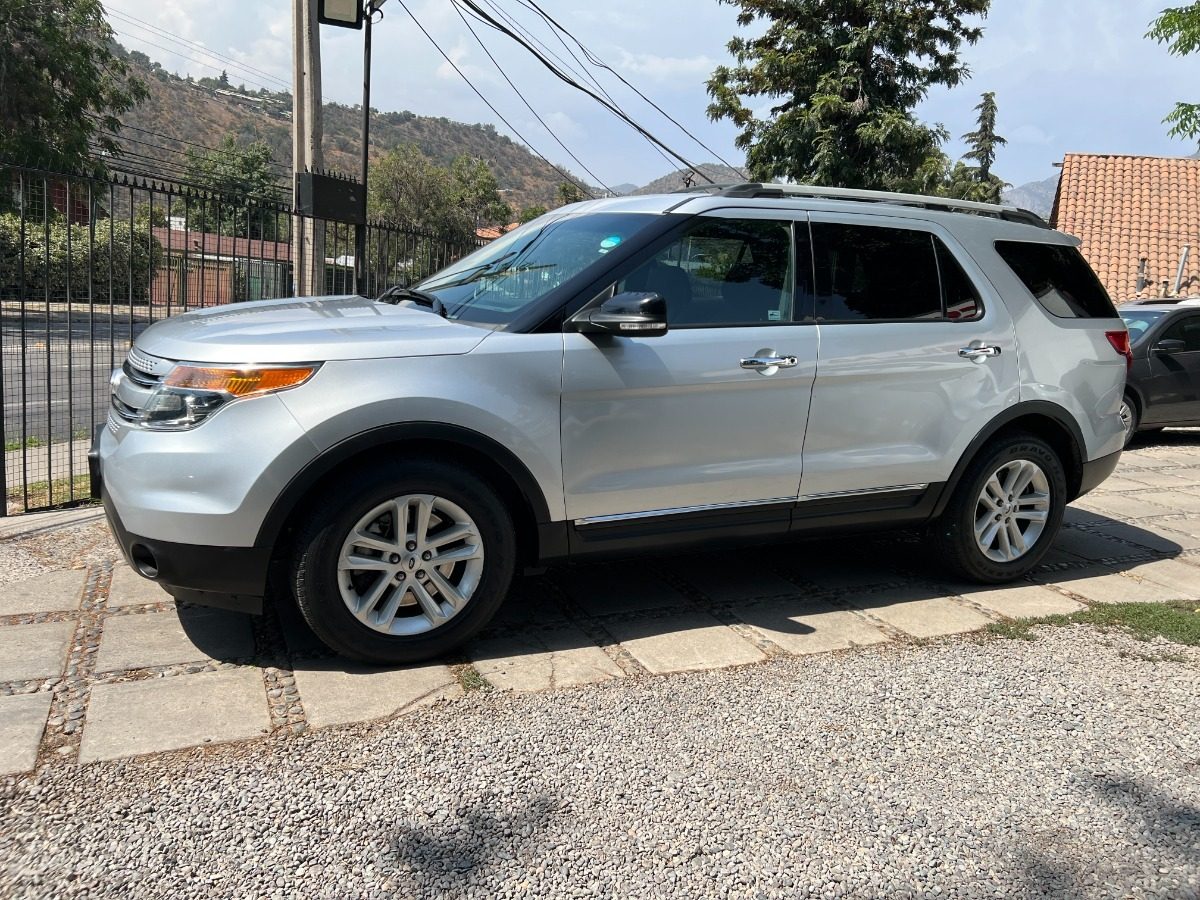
left=994, top=241, right=1118, bottom=319
left=1161, top=317, right=1200, bottom=352
left=812, top=223, right=941, bottom=321
left=936, top=239, right=983, bottom=320
left=618, top=218, right=796, bottom=326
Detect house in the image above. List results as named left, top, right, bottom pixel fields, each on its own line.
left=150, top=226, right=292, bottom=308
left=476, top=222, right=520, bottom=241
left=1050, top=153, right=1200, bottom=303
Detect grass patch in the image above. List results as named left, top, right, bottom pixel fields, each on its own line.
left=456, top=664, right=493, bottom=693
left=4, top=435, right=46, bottom=451
left=6, top=474, right=96, bottom=511
left=988, top=600, right=1200, bottom=647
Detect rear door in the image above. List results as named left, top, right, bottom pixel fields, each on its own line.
left=799, top=214, right=1020, bottom=500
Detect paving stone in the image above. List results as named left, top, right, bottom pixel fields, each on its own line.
left=95, top=607, right=255, bottom=672
left=560, top=568, right=689, bottom=616
left=1052, top=528, right=1137, bottom=561
left=1135, top=490, right=1200, bottom=515
left=848, top=589, right=993, bottom=638
left=0, top=621, right=73, bottom=682
left=1094, top=476, right=1156, bottom=493
left=1044, top=568, right=1184, bottom=604
left=1063, top=506, right=1109, bottom=527
left=955, top=582, right=1084, bottom=618
left=1124, top=558, right=1200, bottom=597
left=0, top=692, right=53, bottom=775
left=1123, top=470, right=1197, bottom=489
left=469, top=626, right=624, bottom=692
left=663, top=562, right=800, bottom=603
left=79, top=668, right=270, bottom=763
left=489, top=580, right=570, bottom=628
left=1092, top=520, right=1196, bottom=553
left=107, top=563, right=172, bottom=607
left=736, top=598, right=889, bottom=655
left=603, top=610, right=766, bottom=674
left=0, top=569, right=85, bottom=616
left=801, top=563, right=901, bottom=592
left=291, top=661, right=461, bottom=728
left=1075, top=494, right=1179, bottom=521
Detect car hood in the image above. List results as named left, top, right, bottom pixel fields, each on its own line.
left=134, top=295, right=491, bottom=363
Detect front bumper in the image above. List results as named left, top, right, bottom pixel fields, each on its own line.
left=96, top=440, right=268, bottom=615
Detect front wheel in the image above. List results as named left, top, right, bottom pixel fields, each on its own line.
left=931, top=432, right=1067, bottom=583
left=291, top=460, right=516, bottom=664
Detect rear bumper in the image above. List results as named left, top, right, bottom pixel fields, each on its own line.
left=101, top=488, right=267, bottom=615
left=1077, top=448, right=1122, bottom=499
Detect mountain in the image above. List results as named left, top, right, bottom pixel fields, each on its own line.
left=633, top=164, right=746, bottom=195
left=113, top=47, right=579, bottom=212
left=609, top=182, right=639, bottom=196
left=1001, top=175, right=1060, bottom=220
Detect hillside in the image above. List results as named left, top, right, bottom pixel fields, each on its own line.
left=113, top=48, right=579, bottom=212
left=633, top=164, right=747, bottom=195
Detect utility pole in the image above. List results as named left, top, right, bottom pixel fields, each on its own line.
left=292, top=0, right=325, bottom=296
left=354, top=4, right=374, bottom=298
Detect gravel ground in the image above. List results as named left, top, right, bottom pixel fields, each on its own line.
left=0, top=511, right=110, bottom=587
left=1, top=626, right=1197, bottom=900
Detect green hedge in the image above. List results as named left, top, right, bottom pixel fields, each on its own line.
left=0, top=213, right=162, bottom=302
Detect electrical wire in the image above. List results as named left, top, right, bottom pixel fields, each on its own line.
left=393, top=0, right=597, bottom=198
left=453, top=5, right=613, bottom=195
left=514, top=0, right=746, bottom=178
left=452, top=0, right=713, bottom=182
left=110, top=30, right=290, bottom=96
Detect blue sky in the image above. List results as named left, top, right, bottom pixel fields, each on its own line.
left=108, top=0, right=1199, bottom=190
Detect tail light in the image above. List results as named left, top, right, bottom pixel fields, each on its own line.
left=1106, top=330, right=1133, bottom=373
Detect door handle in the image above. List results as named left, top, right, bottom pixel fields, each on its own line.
left=740, top=355, right=799, bottom=370
left=958, top=345, right=1002, bottom=360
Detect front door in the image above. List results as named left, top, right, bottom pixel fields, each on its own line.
left=799, top=214, right=1020, bottom=499
left=561, top=212, right=817, bottom=526
left=1141, top=312, right=1200, bottom=425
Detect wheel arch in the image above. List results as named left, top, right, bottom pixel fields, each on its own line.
left=256, top=423, right=559, bottom=569
left=933, top=401, right=1087, bottom=516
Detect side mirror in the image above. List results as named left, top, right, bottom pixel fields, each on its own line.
left=1154, top=338, right=1187, bottom=354
left=571, top=291, right=668, bottom=337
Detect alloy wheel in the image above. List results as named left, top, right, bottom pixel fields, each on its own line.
left=337, top=494, right=485, bottom=636
left=973, top=459, right=1051, bottom=563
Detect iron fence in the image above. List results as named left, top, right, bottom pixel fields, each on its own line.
left=0, top=163, right=486, bottom=515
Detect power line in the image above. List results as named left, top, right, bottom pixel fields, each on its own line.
left=104, top=5, right=292, bottom=89
left=453, top=5, right=613, bottom=195
left=393, top=0, right=597, bottom=199
left=452, top=0, right=713, bottom=182
left=105, top=120, right=291, bottom=172
left=513, top=0, right=746, bottom=178
left=110, top=30, right=289, bottom=96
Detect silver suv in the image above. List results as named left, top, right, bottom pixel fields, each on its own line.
left=93, top=184, right=1129, bottom=663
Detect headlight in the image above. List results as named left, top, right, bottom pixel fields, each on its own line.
left=139, top=364, right=320, bottom=430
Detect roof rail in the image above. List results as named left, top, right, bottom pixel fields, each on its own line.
left=671, top=182, right=1051, bottom=229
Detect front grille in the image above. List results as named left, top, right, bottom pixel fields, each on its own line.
left=112, top=348, right=173, bottom=422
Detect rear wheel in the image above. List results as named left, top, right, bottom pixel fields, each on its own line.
left=291, top=460, right=516, bottom=664
left=1119, top=393, right=1140, bottom=448
left=932, top=432, right=1067, bottom=583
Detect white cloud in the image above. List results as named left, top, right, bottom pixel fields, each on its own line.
left=616, top=50, right=716, bottom=82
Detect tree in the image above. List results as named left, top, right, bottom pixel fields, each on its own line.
left=556, top=181, right=587, bottom=206
left=0, top=0, right=147, bottom=174
left=949, top=91, right=1008, bottom=203
left=519, top=205, right=549, bottom=223
left=181, top=135, right=284, bottom=239
left=1148, top=4, right=1200, bottom=139
left=706, top=0, right=990, bottom=190
left=449, top=155, right=511, bottom=229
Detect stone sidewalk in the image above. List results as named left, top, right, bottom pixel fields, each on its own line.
left=1, top=435, right=1198, bottom=774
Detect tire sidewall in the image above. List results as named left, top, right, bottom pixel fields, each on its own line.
left=293, top=461, right=516, bottom=664
left=948, top=435, right=1067, bottom=582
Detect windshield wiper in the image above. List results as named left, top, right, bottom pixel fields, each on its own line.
left=377, top=286, right=448, bottom=318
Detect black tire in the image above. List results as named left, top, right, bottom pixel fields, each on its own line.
left=931, top=432, right=1067, bottom=584
left=1119, top=393, right=1140, bottom=448
left=291, top=459, right=516, bottom=664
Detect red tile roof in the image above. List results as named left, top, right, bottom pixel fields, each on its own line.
left=1050, top=153, right=1200, bottom=303
left=151, top=227, right=292, bottom=263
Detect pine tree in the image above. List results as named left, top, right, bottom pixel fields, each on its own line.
left=960, top=92, right=1005, bottom=182
left=706, top=0, right=991, bottom=190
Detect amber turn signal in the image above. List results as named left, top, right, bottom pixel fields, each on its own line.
left=163, top=365, right=318, bottom=397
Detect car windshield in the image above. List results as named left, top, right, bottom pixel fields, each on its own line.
left=413, top=211, right=659, bottom=327
left=1119, top=310, right=1166, bottom=343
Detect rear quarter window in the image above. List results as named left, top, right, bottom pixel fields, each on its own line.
left=994, top=241, right=1118, bottom=319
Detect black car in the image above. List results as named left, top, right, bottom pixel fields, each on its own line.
left=1119, top=302, right=1200, bottom=445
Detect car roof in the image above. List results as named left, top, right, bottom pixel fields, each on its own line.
left=1121, top=303, right=1197, bottom=312
left=566, top=184, right=1077, bottom=246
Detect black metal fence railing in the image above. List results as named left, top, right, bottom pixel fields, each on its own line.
left=0, top=164, right=486, bottom=515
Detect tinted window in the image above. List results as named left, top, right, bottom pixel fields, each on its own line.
left=618, top=218, right=796, bottom=326
left=1119, top=310, right=1166, bottom=343
left=994, top=241, right=1117, bottom=319
left=1161, top=315, right=1200, bottom=352
left=811, top=223, right=980, bottom=322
